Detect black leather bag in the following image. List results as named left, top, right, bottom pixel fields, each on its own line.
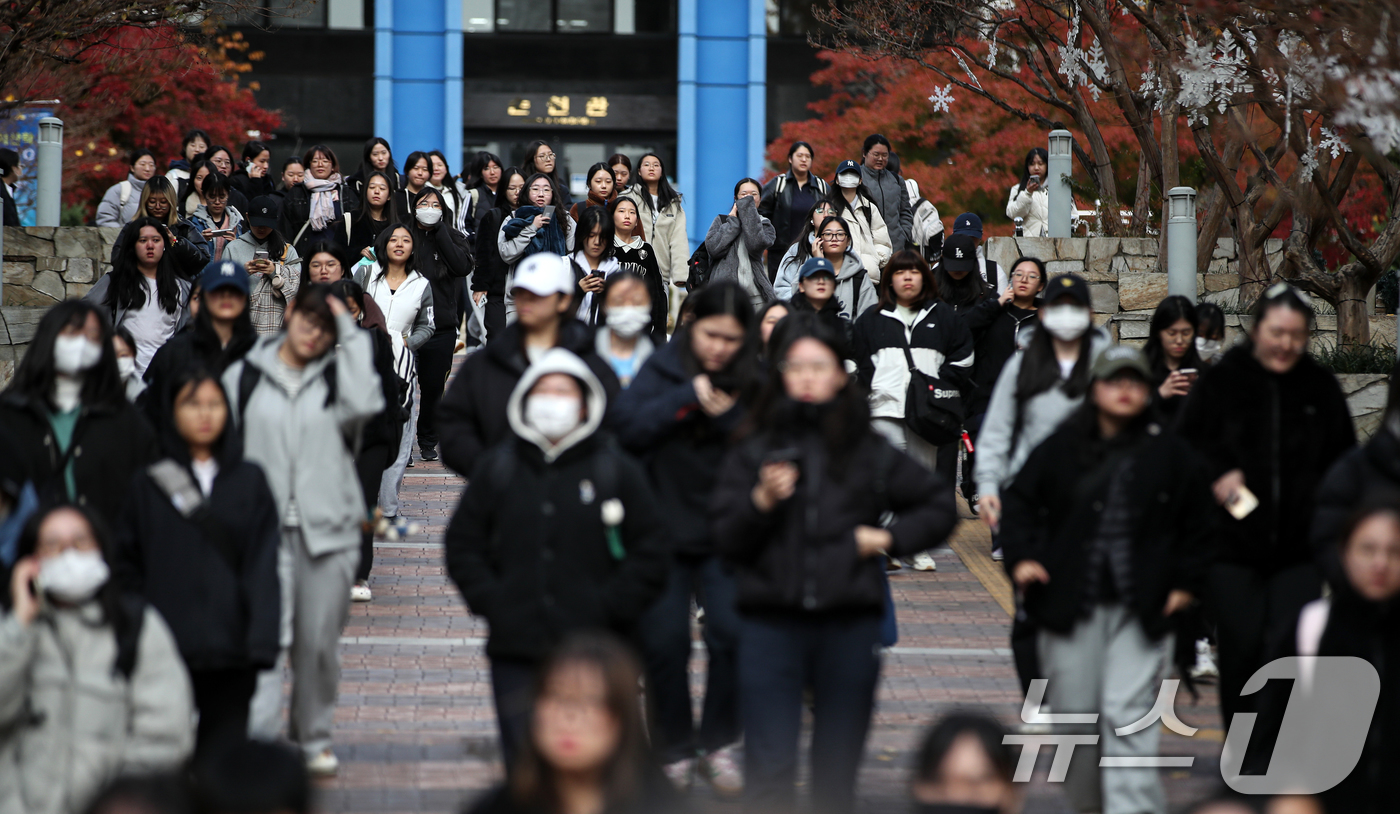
left=901, top=344, right=964, bottom=446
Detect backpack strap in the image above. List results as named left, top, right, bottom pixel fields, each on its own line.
left=119, top=180, right=132, bottom=208
left=776, top=175, right=787, bottom=196
left=146, top=459, right=243, bottom=573
left=236, top=363, right=261, bottom=426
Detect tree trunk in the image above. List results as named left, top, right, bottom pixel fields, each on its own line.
left=1196, top=185, right=1227, bottom=276
left=1133, top=155, right=1152, bottom=237
left=1338, top=269, right=1373, bottom=347
left=1157, top=102, right=1180, bottom=275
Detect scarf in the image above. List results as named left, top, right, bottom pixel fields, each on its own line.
left=305, top=173, right=342, bottom=231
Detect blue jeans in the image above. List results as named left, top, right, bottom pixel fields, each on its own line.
left=738, top=613, right=882, bottom=814
left=638, top=554, right=741, bottom=763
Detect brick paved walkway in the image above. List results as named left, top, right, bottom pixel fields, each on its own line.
left=304, top=411, right=1226, bottom=813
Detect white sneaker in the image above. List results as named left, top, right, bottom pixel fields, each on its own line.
left=699, top=745, right=743, bottom=797
left=911, top=552, right=937, bottom=571
left=991, top=548, right=1004, bottom=561
left=663, top=757, right=694, bottom=792
left=350, top=581, right=372, bottom=602
left=306, top=748, right=339, bottom=776
left=1190, top=639, right=1218, bottom=680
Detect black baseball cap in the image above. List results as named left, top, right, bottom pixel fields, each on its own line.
left=1045, top=272, right=1091, bottom=307
left=942, top=233, right=979, bottom=273
left=248, top=196, right=279, bottom=229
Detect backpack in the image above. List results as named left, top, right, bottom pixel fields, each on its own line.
left=235, top=360, right=358, bottom=453
left=480, top=437, right=630, bottom=560
left=687, top=241, right=712, bottom=290
left=119, top=180, right=133, bottom=208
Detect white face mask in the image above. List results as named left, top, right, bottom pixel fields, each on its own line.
left=116, top=357, right=137, bottom=378
left=836, top=173, right=861, bottom=189
left=53, top=335, right=103, bottom=376
left=37, top=549, right=110, bottom=603
left=606, top=306, right=651, bottom=339
left=525, top=395, right=582, bottom=442
left=415, top=207, right=443, bottom=227
left=1196, top=336, right=1223, bottom=363
left=1041, top=304, right=1092, bottom=342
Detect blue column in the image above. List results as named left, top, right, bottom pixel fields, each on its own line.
left=678, top=0, right=767, bottom=251
left=374, top=0, right=463, bottom=159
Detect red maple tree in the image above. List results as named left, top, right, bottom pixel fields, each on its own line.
left=35, top=24, right=282, bottom=221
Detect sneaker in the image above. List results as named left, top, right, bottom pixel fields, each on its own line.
left=991, top=548, right=1004, bottom=561
left=699, top=745, right=743, bottom=797
left=351, top=580, right=372, bottom=602
left=663, top=757, right=694, bottom=792
left=306, top=748, right=339, bottom=777
left=1190, top=639, right=1218, bottom=680
left=406, top=457, right=415, bottom=468
left=911, top=552, right=937, bottom=571
left=419, top=444, right=439, bottom=462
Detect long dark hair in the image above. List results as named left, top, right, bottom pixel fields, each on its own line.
left=828, top=176, right=876, bottom=223
left=674, top=282, right=758, bottom=385
left=879, top=250, right=938, bottom=310
left=495, top=167, right=526, bottom=214
left=108, top=217, right=183, bottom=315
left=427, top=150, right=462, bottom=210
left=1195, top=301, right=1225, bottom=341
left=522, top=140, right=565, bottom=190
left=464, top=150, right=502, bottom=190
left=357, top=137, right=398, bottom=188
left=632, top=152, right=681, bottom=213
left=286, top=283, right=340, bottom=344
left=372, top=223, right=416, bottom=281
left=606, top=153, right=632, bottom=184
left=15, top=504, right=146, bottom=677
left=1143, top=295, right=1202, bottom=377
left=5, top=300, right=124, bottom=411
left=596, top=270, right=649, bottom=326
left=298, top=242, right=354, bottom=291
left=1014, top=316, right=1094, bottom=412
left=354, top=170, right=398, bottom=225
left=748, top=311, right=869, bottom=466
left=576, top=205, right=615, bottom=260
left=161, top=366, right=240, bottom=465
left=933, top=251, right=991, bottom=309
left=791, top=199, right=839, bottom=264
left=1018, top=147, right=1049, bottom=193
left=915, top=712, right=1015, bottom=786
left=510, top=634, right=652, bottom=812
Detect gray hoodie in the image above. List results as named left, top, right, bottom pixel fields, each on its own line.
left=223, top=310, right=384, bottom=556
left=974, top=326, right=1111, bottom=498
left=860, top=164, right=913, bottom=254
left=704, top=195, right=776, bottom=303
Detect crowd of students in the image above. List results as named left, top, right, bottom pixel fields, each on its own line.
left=0, top=127, right=1393, bottom=814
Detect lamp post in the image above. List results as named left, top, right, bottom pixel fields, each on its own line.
left=1167, top=186, right=1198, bottom=302
left=36, top=117, right=63, bottom=227
left=1047, top=129, right=1073, bottom=238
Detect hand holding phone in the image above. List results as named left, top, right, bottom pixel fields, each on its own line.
left=9, top=556, right=42, bottom=626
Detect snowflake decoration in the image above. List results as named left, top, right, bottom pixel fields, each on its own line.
left=953, top=50, right=984, bottom=91
left=928, top=84, right=956, bottom=113
left=1335, top=68, right=1400, bottom=153
left=1139, top=63, right=1162, bottom=109
left=1299, top=131, right=1319, bottom=178
left=1175, top=33, right=1254, bottom=126
left=1083, top=38, right=1108, bottom=100
left=987, top=29, right=999, bottom=69
left=1057, top=6, right=1085, bottom=87
left=1317, top=127, right=1350, bottom=159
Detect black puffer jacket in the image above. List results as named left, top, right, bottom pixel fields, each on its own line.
left=109, top=218, right=212, bottom=281
left=412, top=220, right=475, bottom=335
left=445, top=353, right=667, bottom=663
left=0, top=390, right=158, bottom=527
left=437, top=320, right=620, bottom=477
left=1000, top=413, right=1217, bottom=637
left=966, top=301, right=1037, bottom=417
left=712, top=411, right=956, bottom=614
left=609, top=340, right=745, bottom=557
left=1177, top=345, right=1355, bottom=572
left=141, top=322, right=257, bottom=423
left=472, top=208, right=511, bottom=298
left=113, top=440, right=281, bottom=671
left=276, top=180, right=360, bottom=255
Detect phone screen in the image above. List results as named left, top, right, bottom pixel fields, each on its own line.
left=253, top=250, right=269, bottom=262
left=541, top=204, right=556, bottom=219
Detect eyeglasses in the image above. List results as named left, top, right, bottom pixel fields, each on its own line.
left=1011, top=272, right=1041, bottom=282
left=537, top=152, right=556, bottom=161
left=820, top=231, right=847, bottom=241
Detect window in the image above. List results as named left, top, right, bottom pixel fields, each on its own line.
left=236, top=0, right=328, bottom=28
left=496, top=0, right=610, bottom=33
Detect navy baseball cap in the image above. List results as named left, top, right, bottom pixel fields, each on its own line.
left=799, top=257, right=837, bottom=279
left=953, top=212, right=983, bottom=237
left=199, top=258, right=250, bottom=296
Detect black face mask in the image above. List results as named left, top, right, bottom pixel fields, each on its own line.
left=912, top=804, right=1001, bottom=814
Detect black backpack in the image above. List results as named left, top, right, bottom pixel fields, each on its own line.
left=687, top=242, right=712, bottom=290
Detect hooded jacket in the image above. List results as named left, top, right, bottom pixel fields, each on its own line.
left=444, top=349, right=669, bottom=662
left=410, top=219, right=474, bottom=336
left=437, top=319, right=621, bottom=477
left=355, top=264, right=435, bottom=359
left=1177, top=344, right=1355, bottom=572
left=113, top=424, right=281, bottom=672
left=773, top=241, right=814, bottom=301
left=609, top=339, right=745, bottom=557
left=833, top=192, right=892, bottom=279
left=852, top=299, right=975, bottom=421
left=222, top=232, right=301, bottom=335
left=222, top=310, right=385, bottom=556
left=0, top=389, right=159, bottom=527
left=0, top=601, right=193, bottom=814
left=95, top=174, right=147, bottom=228
left=704, top=195, right=776, bottom=301
left=621, top=186, right=689, bottom=285
left=999, top=412, right=1217, bottom=637
left=712, top=407, right=956, bottom=614
left=190, top=203, right=245, bottom=261
left=859, top=164, right=914, bottom=254
left=973, top=326, right=1112, bottom=499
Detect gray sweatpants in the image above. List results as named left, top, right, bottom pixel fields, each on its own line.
left=378, top=385, right=419, bottom=517
left=1038, top=603, right=1172, bottom=814
left=248, top=527, right=358, bottom=759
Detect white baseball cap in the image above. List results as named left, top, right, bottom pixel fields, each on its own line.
left=511, top=253, right=574, bottom=298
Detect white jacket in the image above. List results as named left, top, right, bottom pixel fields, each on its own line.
left=835, top=192, right=892, bottom=282
left=0, top=604, right=194, bottom=814
left=357, top=265, right=435, bottom=371
left=1006, top=183, right=1049, bottom=238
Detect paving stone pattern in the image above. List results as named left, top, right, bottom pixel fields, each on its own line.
left=306, top=440, right=1226, bottom=814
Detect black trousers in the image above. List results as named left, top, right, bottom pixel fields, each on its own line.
left=190, top=667, right=259, bottom=759
left=415, top=331, right=456, bottom=448
left=490, top=657, right=537, bottom=774
left=354, top=442, right=392, bottom=582
left=483, top=293, right=507, bottom=343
